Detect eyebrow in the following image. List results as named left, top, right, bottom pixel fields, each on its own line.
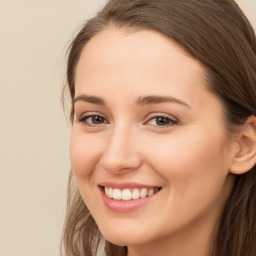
left=73, top=95, right=105, bottom=105
left=136, top=95, right=191, bottom=109
left=73, top=94, right=191, bottom=109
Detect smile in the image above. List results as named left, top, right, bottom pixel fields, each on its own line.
left=104, top=187, right=161, bottom=201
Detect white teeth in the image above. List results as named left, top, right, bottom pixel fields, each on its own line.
left=122, top=189, right=132, bottom=201
left=104, top=187, right=109, bottom=196
left=108, top=187, right=114, bottom=198
left=104, top=187, right=160, bottom=201
left=140, top=188, right=147, bottom=198
left=132, top=189, right=140, bottom=199
left=148, top=188, right=154, bottom=196
left=113, top=188, right=122, bottom=200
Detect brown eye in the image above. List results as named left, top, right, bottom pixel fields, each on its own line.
left=147, top=116, right=178, bottom=127
left=79, top=115, right=107, bottom=125
left=155, top=117, right=171, bottom=126
left=91, top=115, right=105, bottom=124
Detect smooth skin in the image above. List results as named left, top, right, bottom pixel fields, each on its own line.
left=70, top=27, right=256, bottom=256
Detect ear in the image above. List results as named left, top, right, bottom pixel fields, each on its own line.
left=230, top=115, right=256, bottom=175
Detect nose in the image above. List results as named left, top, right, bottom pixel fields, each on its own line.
left=99, top=124, right=142, bottom=175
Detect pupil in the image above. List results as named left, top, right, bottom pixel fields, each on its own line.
left=156, top=117, right=169, bottom=126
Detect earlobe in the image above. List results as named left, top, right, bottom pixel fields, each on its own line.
left=230, top=115, right=256, bottom=175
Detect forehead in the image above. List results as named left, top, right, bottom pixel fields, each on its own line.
left=77, top=27, right=204, bottom=85
left=76, top=26, right=202, bottom=75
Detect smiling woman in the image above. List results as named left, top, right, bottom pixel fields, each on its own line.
left=61, top=1, right=256, bottom=256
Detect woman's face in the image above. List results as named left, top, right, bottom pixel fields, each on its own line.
left=70, top=27, right=236, bottom=251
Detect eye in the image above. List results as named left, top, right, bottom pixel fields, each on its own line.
left=78, top=115, right=108, bottom=125
left=146, top=116, right=178, bottom=127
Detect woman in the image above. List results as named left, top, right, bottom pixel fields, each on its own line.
left=61, top=0, right=256, bottom=255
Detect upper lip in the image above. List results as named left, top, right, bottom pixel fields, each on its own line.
left=98, top=182, right=161, bottom=189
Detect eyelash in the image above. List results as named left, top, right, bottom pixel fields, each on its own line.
left=78, top=114, right=179, bottom=127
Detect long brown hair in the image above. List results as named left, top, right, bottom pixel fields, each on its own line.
left=61, top=0, right=256, bottom=255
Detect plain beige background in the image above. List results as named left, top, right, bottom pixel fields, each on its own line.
left=0, top=1, right=255, bottom=255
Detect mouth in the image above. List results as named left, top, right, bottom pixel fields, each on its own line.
left=100, top=186, right=161, bottom=201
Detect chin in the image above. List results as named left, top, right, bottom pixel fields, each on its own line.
left=98, top=223, right=156, bottom=246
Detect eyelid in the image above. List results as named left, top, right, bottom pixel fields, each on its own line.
left=76, top=110, right=105, bottom=119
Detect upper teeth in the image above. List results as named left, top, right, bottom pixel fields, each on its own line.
left=104, top=187, right=158, bottom=201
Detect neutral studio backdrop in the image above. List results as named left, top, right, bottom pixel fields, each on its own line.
left=0, top=1, right=255, bottom=255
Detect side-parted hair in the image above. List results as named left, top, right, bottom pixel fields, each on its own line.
left=62, top=1, right=256, bottom=255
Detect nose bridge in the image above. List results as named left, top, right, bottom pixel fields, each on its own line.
left=100, top=121, right=141, bottom=173
left=110, top=122, right=131, bottom=151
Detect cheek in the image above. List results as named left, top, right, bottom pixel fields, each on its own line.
left=144, top=131, right=228, bottom=187
left=143, top=133, right=232, bottom=225
left=70, top=131, right=101, bottom=178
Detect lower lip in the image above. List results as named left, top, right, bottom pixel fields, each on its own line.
left=100, top=188, right=158, bottom=213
